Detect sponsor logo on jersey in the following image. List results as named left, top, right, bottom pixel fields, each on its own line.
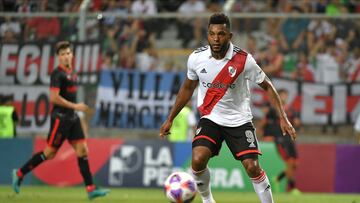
left=200, top=68, right=207, bottom=73
left=228, top=66, right=236, bottom=77
left=202, top=82, right=236, bottom=89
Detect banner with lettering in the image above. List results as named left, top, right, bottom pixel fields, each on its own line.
left=91, top=69, right=185, bottom=128
left=0, top=42, right=101, bottom=85
left=93, top=70, right=360, bottom=128
left=251, top=80, right=360, bottom=124
left=0, top=85, right=50, bottom=133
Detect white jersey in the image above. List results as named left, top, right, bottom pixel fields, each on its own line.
left=187, top=43, right=265, bottom=127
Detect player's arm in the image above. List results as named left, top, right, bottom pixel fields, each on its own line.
left=257, top=105, right=269, bottom=138
left=49, top=89, right=88, bottom=112
left=159, top=78, right=198, bottom=138
left=258, top=76, right=297, bottom=140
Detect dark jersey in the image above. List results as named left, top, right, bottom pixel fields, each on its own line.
left=263, top=103, right=299, bottom=137
left=50, top=67, right=78, bottom=118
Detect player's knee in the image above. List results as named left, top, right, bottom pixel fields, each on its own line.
left=287, top=158, right=297, bottom=169
left=76, top=146, right=88, bottom=157
left=43, top=147, right=57, bottom=159
left=192, top=154, right=209, bottom=171
left=45, top=151, right=57, bottom=160
left=243, top=161, right=261, bottom=177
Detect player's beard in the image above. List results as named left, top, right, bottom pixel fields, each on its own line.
left=210, top=43, right=229, bottom=56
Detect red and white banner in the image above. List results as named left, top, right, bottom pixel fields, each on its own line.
left=251, top=79, right=360, bottom=125
left=0, top=42, right=101, bottom=85
left=0, top=85, right=50, bottom=133
left=1, top=75, right=360, bottom=133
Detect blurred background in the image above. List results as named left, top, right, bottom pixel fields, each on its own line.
left=0, top=0, right=360, bottom=198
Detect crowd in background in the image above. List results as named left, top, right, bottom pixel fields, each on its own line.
left=1, top=0, right=360, bottom=83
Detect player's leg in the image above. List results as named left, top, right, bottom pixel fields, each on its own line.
left=12, top=117, right=63, bottom=194
left=242, top=158, right=274, bottom=203
left=272, top=139, right=287, bottom=193
left=69, top=116, right=109, bottom=200
left=285, top=158, right=297, bottom=192
left=191, top=118, right=223, bottom=203
left=224, top=122, right=274, bottom=203
left=192, top=146, right=214, bottom=203
left=282, top=138, right=300, bottom=194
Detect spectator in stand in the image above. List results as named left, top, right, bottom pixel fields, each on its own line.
left=130, top=0, right=163, bottom=39
left=131, top=0, right=157, bottom=15
left=261, top=18, right=282, bottom=45
left=136, top=44, right=159, bottom=71
left=312, top=0, right=327, bottom=13
left=291, top=52, right=314, bottom=82
left=102, top=25, right=120, bottom=57
left=60, top=1, right=81, bottom=41
left=259, top=40, right=284, bottom=78
left=310, top=39, right=341, bottom=84
left=246, top=35, right=261, bottom=63
left=102, top=0, right=130, bottom=27
left=345, top=47, right=360, bottom=82
left=101, top=51, right=116, bottom=70
left=279, top=6, right=309, bottom=53
left=16, top=0, right=35, bottom=13
left=231, top=0, right=259, bottom=33
left=129, top=19, right=159, bottom=71
left=298, top=0, right=313, bottom=13
left=0, top=17, right=21, bottom=43
left=116, top=19, right=145, bottom=69
left=177, top=0, right=206, bottom=48
left=326, top=0, right=344, bottom=16
left=157, top=0, right=183, bottom=12
left=306, top=18, right=335, bottom=51
left=331, top=6, right=360, bottom=52
left=24, top=0, right=60, bottom=42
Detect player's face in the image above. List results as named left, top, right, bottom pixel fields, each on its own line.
left=207, top=24, right=232, bottom=54
left=58, top=48, right=73, bottom=68
left=279, top=92, right=288, bottom=104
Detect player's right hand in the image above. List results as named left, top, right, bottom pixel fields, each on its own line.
left=75, top=102, right=89, bottom=112
left=159, top=120, right=172, bottom=139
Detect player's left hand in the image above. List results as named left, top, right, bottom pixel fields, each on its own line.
left=280, top=117, right=297, bottom=141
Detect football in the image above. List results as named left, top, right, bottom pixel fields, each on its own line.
left=164, top=172, right=197, bottom=203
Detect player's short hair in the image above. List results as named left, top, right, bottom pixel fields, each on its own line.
left=278, top=89, right=288, bottom=95
left=55, top=41, right=71, bottom=55
left=208, top=13, right=231, bottom=31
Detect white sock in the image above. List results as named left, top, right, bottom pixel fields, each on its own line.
left=192, top=167, right=215, bottom=203
left=251, top=170, right=274, bottom=203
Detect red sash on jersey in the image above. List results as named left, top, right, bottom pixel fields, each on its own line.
left=198, top=52, right=248, bottom=116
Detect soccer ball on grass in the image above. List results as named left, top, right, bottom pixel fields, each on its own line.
left=164, top=171, right=197, bottom=203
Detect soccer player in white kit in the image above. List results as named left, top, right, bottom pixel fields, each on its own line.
left=160, top=13, right=297, bottom=203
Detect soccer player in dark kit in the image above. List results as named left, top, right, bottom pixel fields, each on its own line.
left=12, top=41, right=109, bottom=200
left=259, top=89, right=301, bottom=194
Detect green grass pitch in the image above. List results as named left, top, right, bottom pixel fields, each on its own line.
left=1, top=185, right=359, bottom=203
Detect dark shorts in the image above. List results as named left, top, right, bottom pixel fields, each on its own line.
left=47, top=114, right=85, bottom=149
left=192, top=118, right=262, bottom=161
left=274, top=135, right=297, bottom=160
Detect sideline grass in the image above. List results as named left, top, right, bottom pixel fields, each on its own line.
left=1, top=185, right=359, bottom=203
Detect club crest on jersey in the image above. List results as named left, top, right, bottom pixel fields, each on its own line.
left=196, top=127, right=202, bottom=135
left=228, top=66, right=236, bottom=77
